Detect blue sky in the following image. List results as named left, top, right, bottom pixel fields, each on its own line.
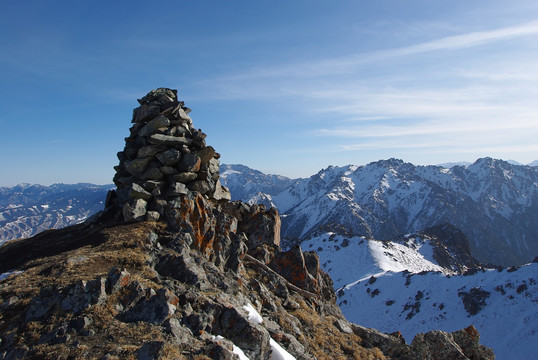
left=1, top=1, right=537, bottom=185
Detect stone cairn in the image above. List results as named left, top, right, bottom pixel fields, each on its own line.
left=111, top=88, right=231, bottom=223
left=109, top=88, right=316, bottom=290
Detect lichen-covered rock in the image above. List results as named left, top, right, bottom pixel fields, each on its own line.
left=411, top=330, right=468, bottom=360
left=452, top=325, right=495, bottom=360
left=270, top=245, right=319, bottom=293
left=238, top=205, right=281, bottom=249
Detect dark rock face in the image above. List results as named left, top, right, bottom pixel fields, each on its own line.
left=420, top=222, right=483, bottom=272
left=458, top=287, right=491, bottom=316
left=411, top=325, right=494, bottom=360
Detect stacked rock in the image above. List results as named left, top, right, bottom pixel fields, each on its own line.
left=113, top=88, right=231, bottom=222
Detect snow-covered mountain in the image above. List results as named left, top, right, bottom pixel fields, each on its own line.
left=300, top=222, right=481, bottom=287
left=337, top=263, right=537, bottom=360
left=299, top=227, right=537, bottom=359
left=0, top=183, right=112, bottom=244
left=220, top=164, right=295, bottom=206
left=437, top=161, right=472, bottom=168
left=224, top=158, right=538, bottom=266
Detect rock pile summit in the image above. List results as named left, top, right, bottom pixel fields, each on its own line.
left=112, top=88, right=231, bottom=223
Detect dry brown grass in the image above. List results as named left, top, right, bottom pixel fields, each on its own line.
left=287, top=299, right=386, bottom=360
left=0, top=221, right=176, bottom=359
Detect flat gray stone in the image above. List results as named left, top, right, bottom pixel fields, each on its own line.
left=210, top=180, right=231, bottom=201
left=177, top=153, right=200, bottom=172
left=138, top=115, right=170, bottom=137
left=123, top=198, right=147, bottom=222
left=169, top=172, right=198, bottom=183
left=124, top=158, right=153, bottom=177
left=188, top=180, right=212, bottom=194
left=132, top=105, right=160, bottom=123
left=156, top=148, right=182, bottom=166
left=148, top=134, right=192, bottom=147
left=141, top=167, right=164, bottom=181
left=198, top=146, right=216, bottom=164
left=129, top=183, right=152, bottom=201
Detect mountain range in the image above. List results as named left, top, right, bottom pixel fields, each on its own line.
left=221, top=158, right=538, bottom=266
left=0, top=183, right=112, bottom=246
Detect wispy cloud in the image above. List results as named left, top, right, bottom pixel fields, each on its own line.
left=205, top=20, right=538, bottom=83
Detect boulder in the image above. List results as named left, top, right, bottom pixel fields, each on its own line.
left=123, top=198, right=147, bottom=222
left=129, top=183, right=152, bottom=201
left=136, top=341, right=165, bottom=360
left=132, top=104, right=160, bottom=123
left=120, top=288, right=179, bottom=324
left=452, top=326, right=495, bottom=360
left=411, top=330, right=468, bottom=360
left=124, top=157, right=153, bottom=177
left=155, top=148, right=182, bottom=166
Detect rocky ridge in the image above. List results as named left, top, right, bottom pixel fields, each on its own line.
left=0, top=88, right=494, bottom=359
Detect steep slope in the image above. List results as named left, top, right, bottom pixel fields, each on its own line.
left=270, top=158, right=537, bottom=266
left=337, top=264, right=538, bottom=360
left=299, top=224, right=482, bottom=291
left=0, top=183, right=112, bottom=244
left=298, top=229, right=536, bottom=359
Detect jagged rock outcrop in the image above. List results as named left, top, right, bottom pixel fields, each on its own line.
left=419, top=223, right=483, bottom=271
left=0, top=88, right=494, bottom=360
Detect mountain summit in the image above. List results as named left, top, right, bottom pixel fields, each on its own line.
left=0, top=88, right=494, bottom=359
left=227, top=158, right=537, bottom=266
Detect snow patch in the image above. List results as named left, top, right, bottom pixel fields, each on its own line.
left=241, top=303, right=296, bottom=360
left=232, top=344, right=250, bottom=360
left=269, top=338, right=296, bottom=360
left=243, top=303, right=263, bottom=324
left=339, top=264, right=538, bottom=360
